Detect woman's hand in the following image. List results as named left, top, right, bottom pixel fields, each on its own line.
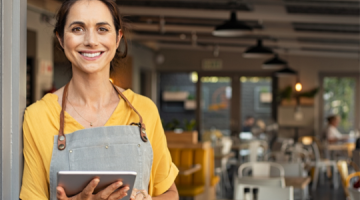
left=57, top=178, right=130, bottom=200
left=130, top=188, right=152, bottom=200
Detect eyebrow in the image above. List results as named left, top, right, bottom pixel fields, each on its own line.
left=68, top=21, right=112, bottom=28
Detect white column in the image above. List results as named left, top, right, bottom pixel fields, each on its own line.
left=0, top=0, right=27, bottom=199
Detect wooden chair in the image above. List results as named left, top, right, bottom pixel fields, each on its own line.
left=169, top=142, right=219, bottom=200
left=346, top=172, right=360, bottom=200
left=337, top=160, right=350, bottom=197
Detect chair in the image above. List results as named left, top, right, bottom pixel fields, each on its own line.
left=346, top=172, right=360, bottom=200
left=238, top=162, right=285, bottom=187
left=337, top=160, right=350, bottom=197
left=270, top=162, right=307, bottom=177
left=303, top=142, right=339, bottom=190
left=214, top=137, right=233, bottom=198
left=240, top=140, right=268, bottom=162
left=270, top=162, right=309, bottom=200
left=169, top=144, right=219, bottom=200
left=234, top=182, right=294, bottom=200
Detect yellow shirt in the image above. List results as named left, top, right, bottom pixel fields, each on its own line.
left=20, top=90, right=178, bottom=199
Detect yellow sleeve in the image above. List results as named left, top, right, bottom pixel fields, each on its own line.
left=20, top=110, right=49, bottom=200
left=149, top=115, right=179, bottom=197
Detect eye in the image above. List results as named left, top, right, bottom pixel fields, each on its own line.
left=99, top=27, right=109, bottom=32
left=72, top=27, right=83, bottom=32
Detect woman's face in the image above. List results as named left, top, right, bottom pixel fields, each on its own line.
left=58, top=0, right=122, bottom=74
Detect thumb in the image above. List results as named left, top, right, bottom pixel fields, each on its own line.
left=57, top=186, right=68, bottom=200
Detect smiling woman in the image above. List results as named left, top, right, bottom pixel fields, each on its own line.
left=20, top=1, right=179, bottom=200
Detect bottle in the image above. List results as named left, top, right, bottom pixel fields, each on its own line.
left=244, top=187, right=251, bottom=200
left=252, top=188, right=259, bottom=200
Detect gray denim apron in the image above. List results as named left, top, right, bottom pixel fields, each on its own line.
left=49, top=83, right=153, bottom=200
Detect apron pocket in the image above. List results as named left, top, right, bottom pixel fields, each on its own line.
left=68, top=144, right=141, bottom=172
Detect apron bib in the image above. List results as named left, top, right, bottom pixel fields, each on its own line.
left=49, top=83, right=153, bottom=200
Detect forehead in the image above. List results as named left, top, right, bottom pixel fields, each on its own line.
left=66, top=0, right=114, bottom=25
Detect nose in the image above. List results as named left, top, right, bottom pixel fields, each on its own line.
left=84, top=28, right=99, bottom=47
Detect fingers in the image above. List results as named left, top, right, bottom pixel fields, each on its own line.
left=130, top=188, right=137, bottom=200
left=56, top=186, right=68, bottom=200
left=135, top=190, right=149, bottom=200
left=80, top=178, right=100, bottom=199
left=108, top=186, right=130, bottom=200
left=96, top=181, right=124, bottom=200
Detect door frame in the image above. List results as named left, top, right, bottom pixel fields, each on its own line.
left=1, top=0, right=27, bottom=198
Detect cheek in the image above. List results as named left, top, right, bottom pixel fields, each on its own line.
left=63, top=35, right=82, bottom=54
left=101, top=34, right=118, bottom=51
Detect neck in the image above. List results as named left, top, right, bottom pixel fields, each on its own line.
left=68, top=67, right=116, bottom=108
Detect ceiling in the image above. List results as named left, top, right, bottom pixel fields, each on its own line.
left=38, top=0, right=360, bottom=58
left=116, top=0, right=360, bottom=58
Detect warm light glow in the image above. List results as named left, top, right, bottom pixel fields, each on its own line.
left=109, top=78, right=114, bottom=83
left=301, top=137, right=313, bottom=145
left=295, top=82, right=302, bottom=92
left=190, top=72, right=198, bottom=83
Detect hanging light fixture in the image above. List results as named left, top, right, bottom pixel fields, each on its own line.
left=275, top=66, right=297, bottom=77
left=212, top=11, right=252, bottom=37
left=243, top=39, right=274, bottom=58
left=262, top=54, right=287, bottom=69
left=295, top=76, right=302, bottom=92
left=295, top=81, right=302, bottom=92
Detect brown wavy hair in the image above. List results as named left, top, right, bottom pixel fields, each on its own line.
left=53, top=0, right=128, bottom=68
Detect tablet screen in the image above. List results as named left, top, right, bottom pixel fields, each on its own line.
left=57, top=171, right=137, bottom=199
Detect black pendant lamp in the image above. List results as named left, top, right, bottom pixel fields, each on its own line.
left=243, top=39, right=274, bottom=58
left=212, top=11, right=252, bottom=37
left=275, top=66, right=297, bottom=77
left=262, top=54, right=287, bottom=69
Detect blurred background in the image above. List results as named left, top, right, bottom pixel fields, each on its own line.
left=25, top=1, right=360, bottom=200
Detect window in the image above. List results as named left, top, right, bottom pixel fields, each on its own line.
left=322, top=77, right=357, bottom=134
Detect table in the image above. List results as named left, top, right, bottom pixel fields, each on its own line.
left=328, top=143, right=355, bottom=157
left=178, top=164, right=201, bottom=176
left=285, top=177, right=311, bottom=189
left=240, top=176, right=311, bottom=200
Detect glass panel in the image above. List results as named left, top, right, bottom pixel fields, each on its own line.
left=240, top=77, right=272, bottom=139
left=201, top=76, right=232, bottom=139
left=158, top=72, right=197, bottom=131
left=323, top=77, right=356, bottom=134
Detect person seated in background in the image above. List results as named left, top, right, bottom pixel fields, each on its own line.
left=323, top=115, right=348, bottom=143
left=242, top=116, right=255, bottom=132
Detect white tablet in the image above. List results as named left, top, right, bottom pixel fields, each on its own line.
left=57, top=171, right=137, bottom=199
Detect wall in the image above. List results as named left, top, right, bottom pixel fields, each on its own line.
left=27, top=9, right=54, bottom=100
left=127, top=41, right=156, bottom=94
left=157, top=48, right=360, bottom=135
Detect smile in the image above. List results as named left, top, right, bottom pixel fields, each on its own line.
left=79, top=51, right=104, bottom=60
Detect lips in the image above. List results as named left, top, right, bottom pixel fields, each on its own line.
left=78, top=51, right=104, bottom=60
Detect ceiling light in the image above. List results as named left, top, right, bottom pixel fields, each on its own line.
left=295, top=82, right=302, bottom=92
left=262, top=54, right=287, bottom=69
left=243, top=39, right=274, bottom=58
left=275, top=66, right=297, bottom=77
left=212, top=11, right=252, bottom=37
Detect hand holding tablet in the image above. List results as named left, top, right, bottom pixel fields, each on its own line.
left=57, top=171, right=137, bottom=200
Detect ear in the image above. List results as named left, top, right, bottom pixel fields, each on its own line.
left=56, top=32, right=64, bottom=49
left=116, top=29, right=123, bottom=49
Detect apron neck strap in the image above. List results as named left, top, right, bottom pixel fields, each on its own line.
left=57, top=82, right=148, bottom=151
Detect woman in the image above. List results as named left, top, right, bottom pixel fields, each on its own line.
left=20, top=0, right=179, bottom=199
left=323, top=115, right=348, bottom=143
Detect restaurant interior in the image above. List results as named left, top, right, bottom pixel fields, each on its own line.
left=27, top=0, right=360, bottom=200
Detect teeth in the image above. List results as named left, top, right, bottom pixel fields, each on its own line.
left=81, top=52, right=101, bottom=58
